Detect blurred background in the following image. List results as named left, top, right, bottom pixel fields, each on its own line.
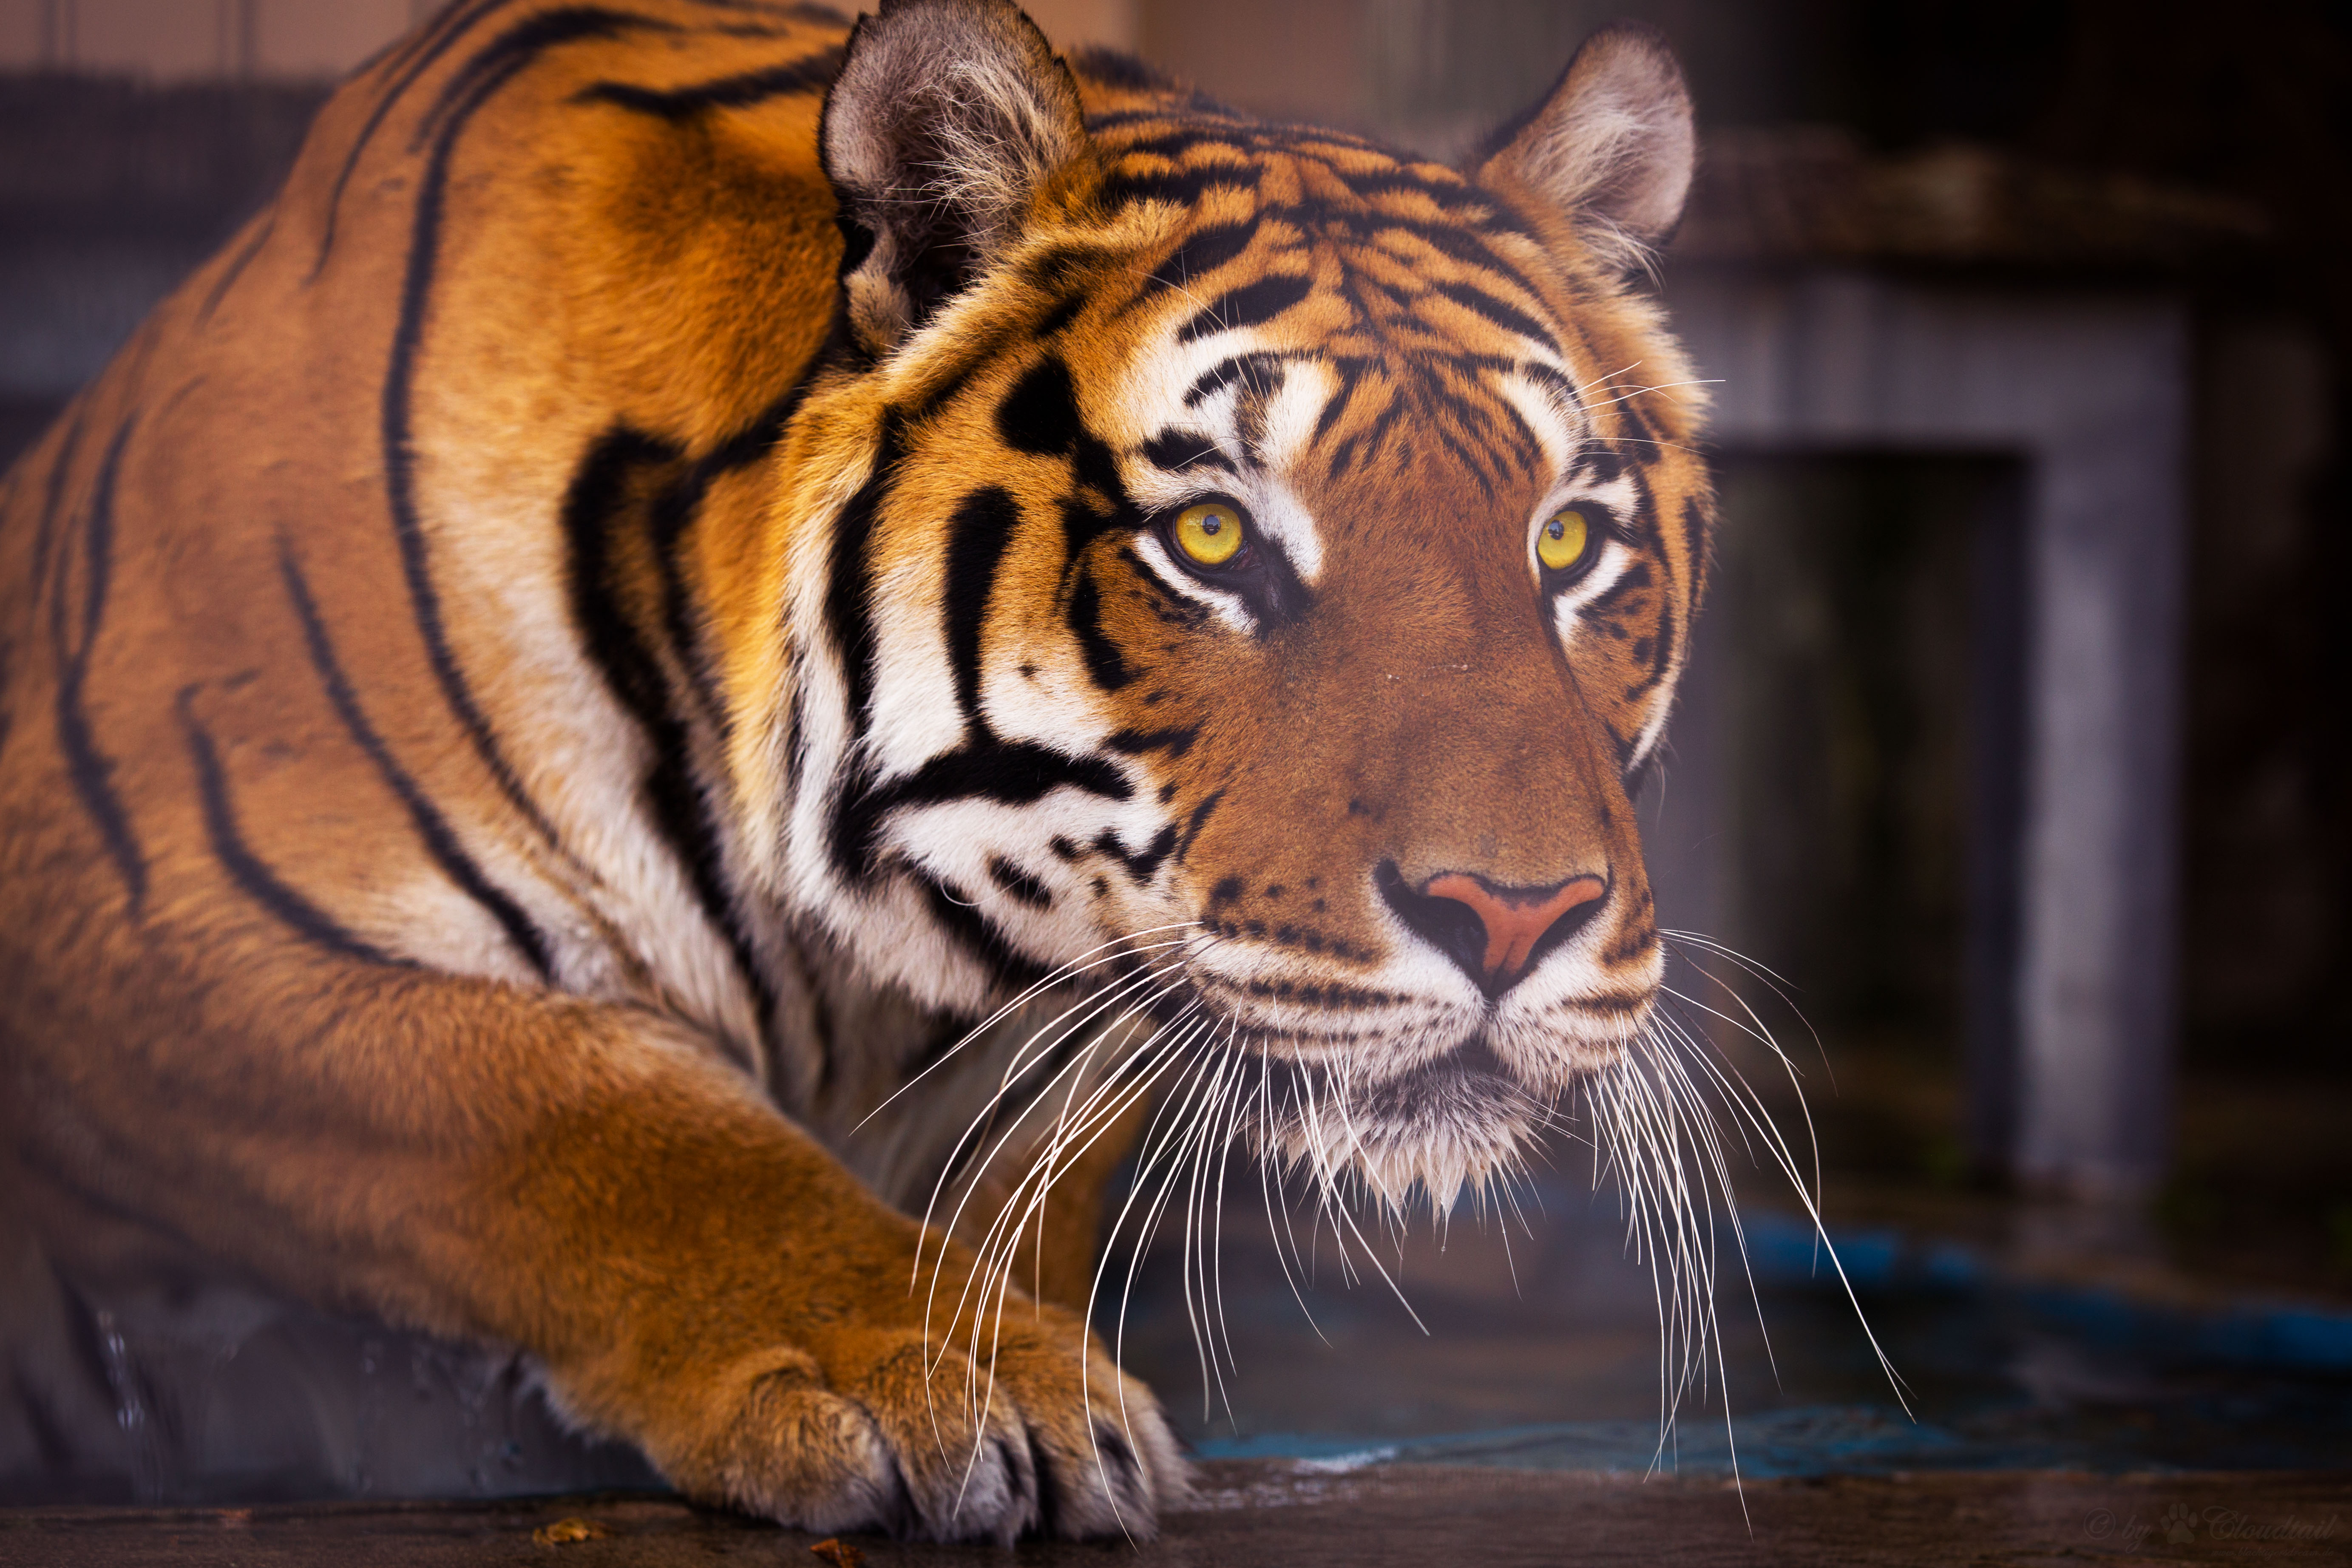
left=2, top=0, right=2348, bottom=1505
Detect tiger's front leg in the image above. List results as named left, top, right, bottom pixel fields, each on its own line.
left=494, top=1015, right=1187, bottom=1541
left=14, top=952, right=1182, bottom=1542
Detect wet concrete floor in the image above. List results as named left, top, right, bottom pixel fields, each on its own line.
left=6, top=1464, right=2347, bottom=1566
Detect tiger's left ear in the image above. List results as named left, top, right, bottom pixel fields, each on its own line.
left=1472, top=23, right=1694, bottom=278
left=821, top=0, right=1090, bottom=356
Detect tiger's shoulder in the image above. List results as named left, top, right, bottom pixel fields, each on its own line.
left=0, top=0, right=886, bottom=1082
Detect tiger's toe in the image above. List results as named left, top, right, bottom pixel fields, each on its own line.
left=822, top=1324, right=1188, bottom=1542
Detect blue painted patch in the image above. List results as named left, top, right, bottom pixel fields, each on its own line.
left=1201, top=1406, right=1980, bottom=1479
left=2252, top=1307, right=2352, bottom=1371
left=1189, top=1218, right=2352, bottom=1480
left=1733, top=1211, right=1903, bottom=1290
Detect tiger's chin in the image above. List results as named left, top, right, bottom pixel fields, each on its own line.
left=1245, top=1039, right=1579, bottom=1219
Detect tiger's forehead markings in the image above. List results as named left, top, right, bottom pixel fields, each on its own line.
left=1089, top=115, right=1549, bottom=292
left=1114, top=269, right=1589, bottom=508
left=1079, top=117, right=1612, bottom=479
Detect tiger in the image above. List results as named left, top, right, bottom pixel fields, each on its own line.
left=0, top=0, right=1711, bottom=1541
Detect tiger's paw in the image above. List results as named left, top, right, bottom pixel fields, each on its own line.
left=655, top=1324, right=1187, bottom=1543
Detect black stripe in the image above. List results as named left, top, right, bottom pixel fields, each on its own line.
left=1576, top=444, right=1627, bottom=488
left=1384, top=219, right=1549, bottom=309
left=1484, top=385, right=1545, bottom=474
left=1521, top=361, right=1577, bottom=406
left=1140, top=218, right=1260, bottom=300
left=1097, top=128, right=1229, bottom=161
left=1086, top=103, right=1234, bottom=135
left=921, top=876, right=1048, bottom=994
left=1644, top=539, right=1679, bottom=694
left=1680, top=492, right=1712, bottom=611
left=562, top=427, right=683, bottom=716
left=1330, top=394, right=1403, bottom=480
left=312, top=0, right=514, bottom=280
left=1067, top=43, right=1176, bottom=93
left=941, top=486, right=1022, bottom=733
left=28, top=401, right=91, bottom=604
left=1176, top=273, right=1314, bottom=343
left=687, top=0, right=844, bottom=17
left=574, top=44, right=842, bottom=119
left=1023, top=242, right=1119, bottom=290
left=562, top=425, right=780, bottom=1022
left=1182, top=351, right=1287, bottom=409
left=177, top=686, right=409, bottom=968
left=1606, top=718, right=1637, bottom=773
left=1583, top=557, right=1653, bottom=619
left=1344, top=167, right=1495, bottom=216
left=1138, top=430, right=1223, bottom=473
left=1431, top=420, right=1497, bottom=501
left=1106, top=724, right=1199, bottom=757
left=825, top=412, right=903, bottom=740
left=987, top=855, right=1053, bottom=909
left=1033, top=291, right=1086, bottom=340
left=644, top=450, right=747, bottom=729
left=1430, top=278, right=1552, bottom=346
left=1612, top=384, right=1660, bottom=448
left=50, top=417, right=145, bottom=906
left=1308, top=357, right=1365, bottom=450
left=831, top=740, right=1131, bottom=882
left=381, top=7, right=657, bottom=853
left=1101, top=163, right=1262, bottom=210
left=1092, top=823, right=1177, bottom=884
left=1124, top=547, right=1214, bottom=631
left=994, top=356, right=1083, bottom=457
left=280, top=542, right=556, bottom=979
left=1177, top=786, right=1223, bottom=859
left=648, top=363, right=837, bottom=732
left=896, top=313, right=1027, bottom=425
left=1618, top=471, right=1678, bottom=706
left=199, top=210, right=275, bottom=327
left=783, top=678, right=811, bottom=798
left=1065, top=570, right=1132, bottom=691
left=412, top=5, right=642, bottom=147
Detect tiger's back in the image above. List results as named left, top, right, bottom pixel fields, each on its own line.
left=2, top=2, right=854, bottom=1089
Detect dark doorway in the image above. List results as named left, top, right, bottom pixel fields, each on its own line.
left=1648, top=452, right=2028, bottom=1192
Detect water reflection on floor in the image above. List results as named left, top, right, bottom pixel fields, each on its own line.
left=1106, top=1171, right=2352, bottom=1478
left=9, top=1166, right=2348, bottom=1507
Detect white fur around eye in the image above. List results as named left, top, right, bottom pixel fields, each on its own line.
left=1132, top=529, right=1258, bottom=635
left=1494, top=366, right=1579, bottom=476
left=1549, top=539, right=1632, bottom=647
left=1530, top=464, right=1640, bottom=647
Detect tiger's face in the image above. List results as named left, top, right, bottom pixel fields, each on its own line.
left=749, top=9, right=1707, bottom=1207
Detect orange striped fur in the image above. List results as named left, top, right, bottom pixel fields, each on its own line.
left=0, top=0, right=1710, bottom=1538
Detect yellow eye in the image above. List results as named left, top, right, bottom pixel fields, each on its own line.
left=1173, top=501, right=1246, bottom=567
left=1538, top=508, right=1589, bottom=573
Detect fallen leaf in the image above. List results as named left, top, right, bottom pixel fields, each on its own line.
left=810, top=1537, right=865, bottom=1567
left=533, top=1517, right=614, bottom=1546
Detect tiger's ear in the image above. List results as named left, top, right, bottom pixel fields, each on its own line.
left=820, top=0, right=1089, bottom=355
left=1472, top=23, right=1694, bottom=278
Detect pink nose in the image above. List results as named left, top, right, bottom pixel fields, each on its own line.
left=1422, top=873, right=1608, bottom=986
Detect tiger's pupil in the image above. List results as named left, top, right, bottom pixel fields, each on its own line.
left=1176, top=502, right=1244, bottom=567
left=1539, top=508, right=1589, bottom=572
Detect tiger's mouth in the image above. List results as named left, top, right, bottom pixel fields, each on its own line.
left=1242, top=1036, right=1566, bottom=1213
left=1075, top=932, right=1653, bottom=1210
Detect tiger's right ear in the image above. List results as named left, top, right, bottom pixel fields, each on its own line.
left=820, top=0, right=1089, bottom=357
left=1472, top=23, right=1694, bottom=279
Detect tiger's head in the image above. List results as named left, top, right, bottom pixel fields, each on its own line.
left=730, top=0, right=1710, bottom=1208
